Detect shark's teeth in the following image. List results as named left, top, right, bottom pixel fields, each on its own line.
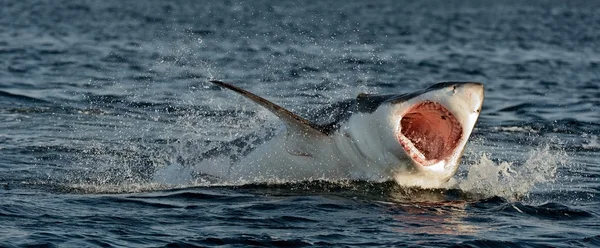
left=398, top=134, right=426, bottom=162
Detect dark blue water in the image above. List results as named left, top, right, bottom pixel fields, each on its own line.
left=1, top=0, right=600, bottom=247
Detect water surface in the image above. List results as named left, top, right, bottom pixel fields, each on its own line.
left=1, top=0, right=599, bottom=247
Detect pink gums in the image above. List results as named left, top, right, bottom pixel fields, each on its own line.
left=397, top=101, right=462, bottom=166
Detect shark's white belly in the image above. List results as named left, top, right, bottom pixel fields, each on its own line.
left=223, top=118, right=404, bottom=183
left=224, top=133, right=347, bottom=183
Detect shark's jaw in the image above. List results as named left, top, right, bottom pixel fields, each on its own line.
left=397, top=101, right=463, bottom=167
left=389, top=82, right=484, bottom=184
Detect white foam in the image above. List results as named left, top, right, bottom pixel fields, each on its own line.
left=582, top=134, right=600, bottom=149
left=451, top=145, right=567, bottom=201
left=66, top=182, right=175, bottom=194
left=493, top=126, right=538, bottom=133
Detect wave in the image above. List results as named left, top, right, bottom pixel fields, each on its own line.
left=0, top=90, right=48, bottom=104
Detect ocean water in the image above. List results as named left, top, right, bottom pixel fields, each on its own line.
left=1, top=0, right=599, bottom=247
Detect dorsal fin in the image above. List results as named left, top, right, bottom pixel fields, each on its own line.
left=355, top=92, right=398, bottom=113
left=209, top=80, right=328, bottom=138
left=357, top=92, right=372, bottom=99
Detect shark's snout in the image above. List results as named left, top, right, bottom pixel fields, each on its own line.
left=452, top=82, right=484, bottom=112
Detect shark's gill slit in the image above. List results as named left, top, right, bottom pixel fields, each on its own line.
left=399, top=101, right=463, bottom=165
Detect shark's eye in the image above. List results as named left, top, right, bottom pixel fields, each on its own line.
left=397, top=101, right=462, bottom=165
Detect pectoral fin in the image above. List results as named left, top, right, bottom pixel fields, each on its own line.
left=209, top=80, right=328, bottom=156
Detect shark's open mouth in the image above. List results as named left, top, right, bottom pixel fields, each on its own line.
left=397, top=101, right=463, bottom=166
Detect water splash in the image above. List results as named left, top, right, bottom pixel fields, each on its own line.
left=582, top=134, right=600, bottom=150
left=62, top=128, right=569, bottom=198
left=63, top=79, right=571, bottom=198
left=453, top=145, right=567, bottom=201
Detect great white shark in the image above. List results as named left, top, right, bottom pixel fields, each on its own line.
left=208, top=80, right=484, bottom=188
